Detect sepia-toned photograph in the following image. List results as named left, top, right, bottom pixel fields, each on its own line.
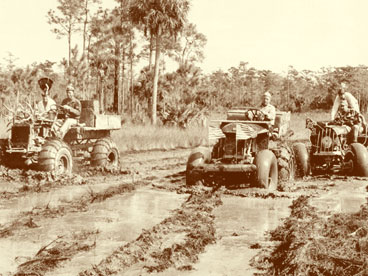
left=0, top=0, right=368, bottom=275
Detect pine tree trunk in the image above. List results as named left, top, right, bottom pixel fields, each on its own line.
left=149, top=34, right=153, bottom=71
left=68, top=29, right=71, bottom=80
left=152, top=34, right=161, bottom=125
left=113, top=43, right=121, bottom=114
left=130, top=52, right=134, bottom=117
left=83, top=0, right=88, bottom=56
left=122, top=48, right=125, bottom=114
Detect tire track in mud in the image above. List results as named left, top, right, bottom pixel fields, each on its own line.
left=0, top=148, right=189, bottom=201
left=78, top=186, right=223, bottom=276
left=0, top=149, right=190, bottom=275
left=7, top=148, right=347, bottom=275
left=0, top=182, right=136, bottom=238
left=0, top=166, right=187, bottom=239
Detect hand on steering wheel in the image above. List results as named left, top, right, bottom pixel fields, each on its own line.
left=256, top=111, right=265, bottom=121
left=246, top=108, right=265, bottom=121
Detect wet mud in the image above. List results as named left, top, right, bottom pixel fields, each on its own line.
left=0, top=149, right=367, bottom=276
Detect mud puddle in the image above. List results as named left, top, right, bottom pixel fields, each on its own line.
left=310, top=178, right=368, bottom=213
left=0, top=177, right=131, bottom=226
left=183, top=196, right=292, bottom=276
left=146, top=195, right=292, bottom=276
left=0, top=188, right=187, bottom=275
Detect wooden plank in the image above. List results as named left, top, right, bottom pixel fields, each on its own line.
left=95, top=115, right=121, bottom=130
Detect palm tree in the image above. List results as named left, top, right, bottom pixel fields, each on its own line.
left=130, top=0, right=190, bottom=124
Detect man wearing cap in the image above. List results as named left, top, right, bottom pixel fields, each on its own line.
left=260, top=91, right=276, bottom=125
left=55, top=84, right=81, bottom=139
left=332, top=99, right=363, bottom=143
left=331, top=82, right=360, bottom=120
left=36, top=78, right=56, bottom=115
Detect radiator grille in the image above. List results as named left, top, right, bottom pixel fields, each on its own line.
left=316, top=127, right=337, bottom=153
left=11, top=126, right=30, bottom=147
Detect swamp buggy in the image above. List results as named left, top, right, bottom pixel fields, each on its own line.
left=186, top=107, right=294, bottom=190
left=293, top=118, right=368, bottom=177
left=0, top=100, right=121, bottom=174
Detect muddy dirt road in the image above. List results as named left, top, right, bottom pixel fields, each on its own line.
left=0, top=149, right=367, bottom=276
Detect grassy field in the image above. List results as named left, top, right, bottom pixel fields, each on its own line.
left=112, top=111, right=330, bottom=151
left=112, top=123, right=207, bottom=152
left=0, top=111, right=330, bottom=151
left=289, top=111, right=328, bottom=141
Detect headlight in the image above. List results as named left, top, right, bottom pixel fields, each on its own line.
left=321, top=136, right=333, bottom=148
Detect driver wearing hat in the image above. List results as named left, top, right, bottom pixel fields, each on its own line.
left=260, top=91, right=276, bottom=125
left=54, top=84, right=82, bottom=139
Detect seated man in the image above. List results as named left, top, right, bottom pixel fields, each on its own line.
left=332, top=100, right=363, bottom=143
left=36, top=77, right=56, bottom=116
left=331, top=81, right=359, bottom=120
left=54, top=84, right=81, bottom=139
left=260, top=91, right=276, bottom=125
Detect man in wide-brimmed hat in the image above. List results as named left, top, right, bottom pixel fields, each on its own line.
left=36, top=77, right=56, bottom=114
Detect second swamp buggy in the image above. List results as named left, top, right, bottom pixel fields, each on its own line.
left=1, top=100, right=121, bottom=174
left=293, top=117, right=368, bottom=177
left=186, top=107, right=294, bottom=190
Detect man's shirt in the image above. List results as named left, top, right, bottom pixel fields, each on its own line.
left=333, top=109, right=361, bottom=127
left=61, top=97, right=81, bottom=119
left=331, top=92, right=359, bottom=120
left=36, top=97, right=56, bottom=114
left=260, top=104, right=276, bottom=124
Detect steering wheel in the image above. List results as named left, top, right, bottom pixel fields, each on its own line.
left=246, top=108, right=265, bottom=121
left=15, top=110, right=33, bottom=123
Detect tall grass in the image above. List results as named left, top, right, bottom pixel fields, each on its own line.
left=112, top=123, right=207, bottom=152
left=290, top=111, right=329, bottom=141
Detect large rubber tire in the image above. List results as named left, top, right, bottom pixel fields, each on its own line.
left=186, top=147, right=211, bottom=186
left=255, top=150, right=278, bottom=190
left=293, top=142, right=310, bottom=177
left=91, top=138, right=120, bottom=169
left=38, top=139, right=73, bottom=175
left=275, top=145, right=295, bottom=182
left=345, top=143, right=368, bottom=177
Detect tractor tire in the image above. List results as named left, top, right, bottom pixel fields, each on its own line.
left=275, top=145, right=295, bottom=183
left=255, top=149, right=278, bottom=190
left=186, top=147, right=211, bottom=186
left=91, top=138, right=120, bottom=169
left=345, top=143, right=368, bottom=177
left=293, top=142, right=310, bottom=177
left=38, top=139, right=73, bottom=175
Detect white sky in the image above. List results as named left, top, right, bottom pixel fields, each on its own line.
left=1, top=0, right=368, bottom=74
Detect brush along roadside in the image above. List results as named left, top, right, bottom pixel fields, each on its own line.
left=251, top=195, right=368, bottom=275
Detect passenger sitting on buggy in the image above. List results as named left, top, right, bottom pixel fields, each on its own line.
left=331, top=100, right=364, bottom=143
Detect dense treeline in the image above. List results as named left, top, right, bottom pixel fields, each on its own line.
left=1, top=0, right=368, bottom=126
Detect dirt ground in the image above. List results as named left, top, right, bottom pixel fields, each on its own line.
left=0, top=148, right=367, bottom=276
